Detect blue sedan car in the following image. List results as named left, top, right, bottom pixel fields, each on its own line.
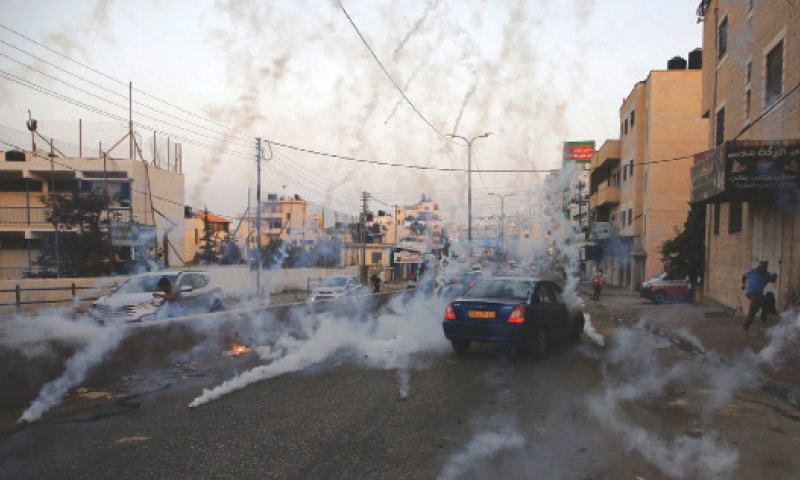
left=442, top=276, right=584, bottom=357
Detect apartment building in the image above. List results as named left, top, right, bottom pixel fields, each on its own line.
left=183, top=207, right=233, bottom=264
left=589, top=56, right=708, bottom=289
left=690, top=0, right=800, bottom=310
left=0, top=149, right=185, bottom=278
left=240, top=194, right=324, bottom=256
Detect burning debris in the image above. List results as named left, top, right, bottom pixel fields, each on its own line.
left=224, top=343, right=252, bottom=357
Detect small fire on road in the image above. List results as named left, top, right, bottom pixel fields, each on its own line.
left=223, top=343, right=251, bottom=357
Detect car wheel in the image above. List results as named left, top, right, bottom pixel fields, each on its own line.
left=451, top=339, right=470, bottom=355
left=652, top=291, right=667, bottom=304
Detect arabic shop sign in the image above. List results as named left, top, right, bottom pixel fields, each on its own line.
left=691, top=140, right=800, bottom=202
left=725, top=141, right=800, bottom=191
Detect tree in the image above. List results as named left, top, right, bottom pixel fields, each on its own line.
left=37, top=189, right=114, bottom=276
left=660, top=202, right=706, bottom=281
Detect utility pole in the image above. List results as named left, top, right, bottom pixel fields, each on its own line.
left=361, top=192, right=369, bottom=284
left=256, top=138, right=263, bottom=297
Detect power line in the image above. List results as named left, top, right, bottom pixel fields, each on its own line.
left=334, top=0, right=451, bottom=142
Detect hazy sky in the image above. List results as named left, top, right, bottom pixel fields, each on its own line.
left=0, top=0, right=704, bottom=222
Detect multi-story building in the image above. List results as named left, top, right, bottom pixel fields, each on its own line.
left=589, top=55, right=708, bottom=289
left=690, top=0, right=800, bottom=310
left=0, top=149, right=185, bottom=278
left=240, top=193, right=324, bottom=257
left=183, top=207, right=233, bottom=264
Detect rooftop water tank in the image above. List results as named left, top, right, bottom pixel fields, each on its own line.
left=688, top=48, right=703, bottom=69
left=667, top=56, right=688, bottom=70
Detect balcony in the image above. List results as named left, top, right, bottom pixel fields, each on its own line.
left=0, top=206, right=133, bottom=227
left=594, top=185, right=620, bottom=208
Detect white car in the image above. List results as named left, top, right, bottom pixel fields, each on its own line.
left=308, top=275, right=364, bottom=302
left=89, top=271, right=224, bottom=325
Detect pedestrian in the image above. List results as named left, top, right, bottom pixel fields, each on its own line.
left=686, top=275, right=695, bottom=304
left=370, top=273, right=381, bottom=293
left=153, top=276, right=178, bottom=302
left=153, top=276, right=180, bottom=318
left=591, top=269, right=604, bottom=301
left=741, top=260, right=778, bottom=331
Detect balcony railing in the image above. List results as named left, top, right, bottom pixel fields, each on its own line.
left=595, top=185, right=620, bottom=207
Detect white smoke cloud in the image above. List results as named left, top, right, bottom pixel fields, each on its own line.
left=436, top=421, right=525, bottom=480
left=17, top=323, right=129, bottom=424
left=586, top=328, right=739, bottom=478
left=189, top=293, right=449, bottom=407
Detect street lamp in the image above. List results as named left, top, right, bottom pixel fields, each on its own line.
left=488, top=193, right=515, bottom=254
left=447, top=132, right=492, bottom=259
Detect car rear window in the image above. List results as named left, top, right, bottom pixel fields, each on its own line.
left=464, top=279, right=531, bottom=300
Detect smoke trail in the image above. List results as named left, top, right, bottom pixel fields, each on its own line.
left=17, top=325, right=129, bottom=424
left=450, top=76, right=478, bottom=135
left=189, top=295, right=448, bottom=407
left=582, top=313, right=605, bottom=346
left=436, top=422, right=525, bottom=480
left=587, top=328, right=739, bottom=478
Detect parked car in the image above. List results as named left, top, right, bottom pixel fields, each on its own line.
left=308, top=275, right=364, bottom=302
left=639, top=272, right=690, bottom=304
left=442, top=276, right=584, bottom=357
left=89, top=271, right=225, bottom=325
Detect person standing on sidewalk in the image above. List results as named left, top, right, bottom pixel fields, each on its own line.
left=742, top=260, right=777, bottom=331
left=591, top=269, right=604, bottom=301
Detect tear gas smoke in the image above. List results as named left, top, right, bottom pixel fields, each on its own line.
left=582, top=313, right=605, bottom=347
left=17, top=324, right=128, bottom=424
left=436, top=419, right=525, bottom=480
left=189, top=294, right=449, bottom=407
left=587, top=328, right=739, bottom=478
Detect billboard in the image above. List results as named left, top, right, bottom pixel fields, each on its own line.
left=563, top=141, right=595, bottom=167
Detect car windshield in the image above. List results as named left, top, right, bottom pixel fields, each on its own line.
left=319, top=277, right=348, bottom=288
left=116, top=274, right=179, bottom=294
left=463, top=279, right=531, bottom=300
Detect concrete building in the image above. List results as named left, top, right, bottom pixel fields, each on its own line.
left=589, top=58, right=708, bottom=289
left=239, top=194, right=325, bottom=258
left=690, top=0, right=800, bottom=311
left=0, top=149, right=185, bottom=278
left=183, top=207, right=233, bottom=264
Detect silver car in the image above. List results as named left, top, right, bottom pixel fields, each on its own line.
left=89, top=271, right=224, bottom=325
left=308, top=275, right=364, bottom=302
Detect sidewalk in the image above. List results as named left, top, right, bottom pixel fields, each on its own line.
left=579, top=283, right=800, bottom=409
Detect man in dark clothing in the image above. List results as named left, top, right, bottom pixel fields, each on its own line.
left=742, top=261, right=778, bottom=331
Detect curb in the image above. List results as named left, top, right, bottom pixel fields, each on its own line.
left=638, top=318, right=800, bottom=410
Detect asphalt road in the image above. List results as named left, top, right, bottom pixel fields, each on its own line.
left=1, top=291, right=800, bottom=479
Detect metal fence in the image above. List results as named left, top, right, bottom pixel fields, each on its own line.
left=0, top=282, right=110, bottom=315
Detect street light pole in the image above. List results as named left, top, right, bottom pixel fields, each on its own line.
left=489, top=193, right=515, bottom=254
left=447, top=132, right=492, bottom=260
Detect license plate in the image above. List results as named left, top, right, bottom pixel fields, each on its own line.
left=468, top=310, right=496, bottom=319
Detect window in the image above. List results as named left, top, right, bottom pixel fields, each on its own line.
left=728, top=201, right=742, bottom=234
left=745, top=60, right=752, bottom=84
left=715, top=107, right=726, bottom=146
left=628, top=208, right=633, bottom=225
left=713, top=203, right=720, bottom=235
left=718, top=16, right=728, bottom=60
left=630, top=110, right=635, bottom=127
left=623, top=165, right=627, bottom=181
left=624, top=119, right=628, bottom=135
left=629, top=159, right=634, bottom=178
left=371, top=252, right=382, bottom=263
left=765, top=40, right=784, bottom=105
left=744, top=89, right=751, bottom=122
